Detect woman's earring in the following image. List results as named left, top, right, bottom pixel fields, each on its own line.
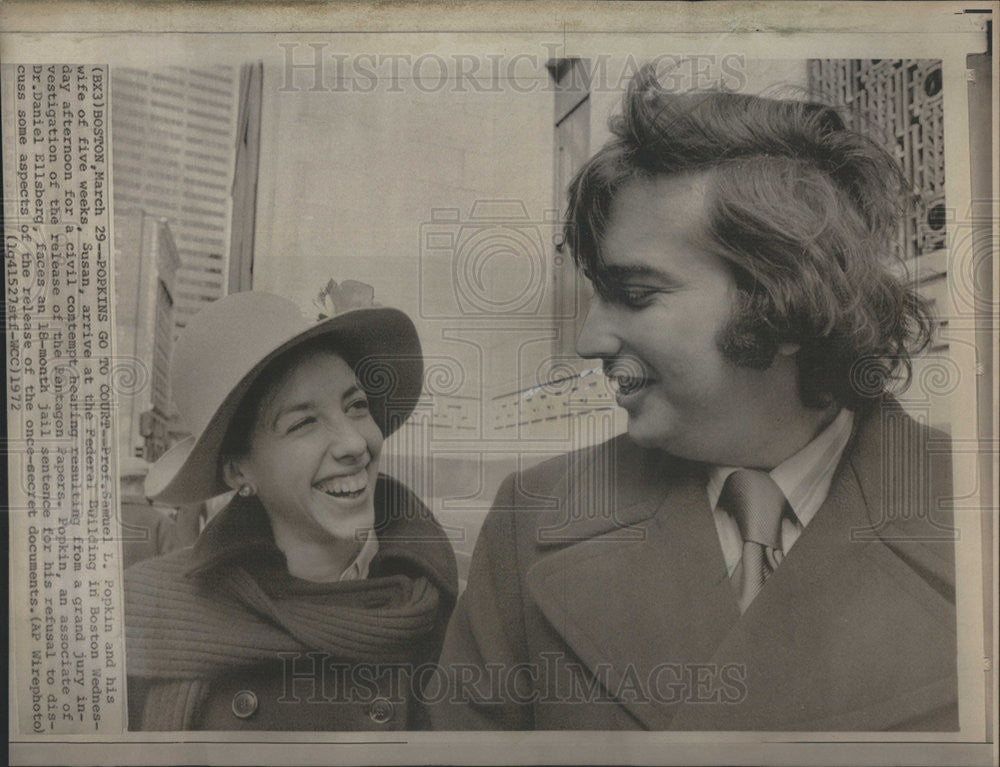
left=238, top=484, right=255, bottom=497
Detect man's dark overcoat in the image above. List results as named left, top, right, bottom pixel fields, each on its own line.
left=431, top=397, right=957, bottom=731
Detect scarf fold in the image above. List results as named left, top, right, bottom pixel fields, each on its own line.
left=127, top=561, right=442, bottom=677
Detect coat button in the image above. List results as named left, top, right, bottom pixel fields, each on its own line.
left=368, top=696, right=394, bottom=724
left=231, top=690, right=259, bottom=719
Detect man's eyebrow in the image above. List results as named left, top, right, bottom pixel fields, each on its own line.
left=601, top=264, right=680, bottom=283
left=342, top=384, right=362, bottom=401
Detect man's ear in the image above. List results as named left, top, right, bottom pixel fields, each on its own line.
left=776, top=341, right=801, bottom=357
left=221, top=456, right=252, bottom=493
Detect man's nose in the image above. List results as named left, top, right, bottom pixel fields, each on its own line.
left=575, top=295, right=621, bottom=360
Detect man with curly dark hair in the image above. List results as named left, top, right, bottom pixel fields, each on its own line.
left=432, top=65, right=956, bottom=731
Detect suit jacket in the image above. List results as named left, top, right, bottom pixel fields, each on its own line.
left=430, top=397, right=957, bottom=731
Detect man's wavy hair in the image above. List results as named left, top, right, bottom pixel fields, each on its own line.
left=563, top=64, right=935, bottom=411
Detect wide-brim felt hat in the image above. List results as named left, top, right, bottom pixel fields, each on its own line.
left=145, top=286, right=422, bottom=505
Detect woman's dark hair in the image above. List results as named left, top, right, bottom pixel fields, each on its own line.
left=563, top=63, right=934, bottom=410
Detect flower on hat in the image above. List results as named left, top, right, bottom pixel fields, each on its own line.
left=315, top=279, right=379, bottom=320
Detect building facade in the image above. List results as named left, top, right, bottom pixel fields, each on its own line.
left=114, top=210, right=181, bottom=463
left=111, top=66, right=239, bottom=335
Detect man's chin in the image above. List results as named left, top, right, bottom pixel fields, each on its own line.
left=623, top=401, right=689, bottom=454
left=624, top=416, right=666, bottom=450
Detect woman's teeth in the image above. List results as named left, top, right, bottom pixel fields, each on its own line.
left=314, top=472, right=368, bottom=497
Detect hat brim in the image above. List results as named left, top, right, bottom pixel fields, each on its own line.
left=145, top=306, right=422, bottom=505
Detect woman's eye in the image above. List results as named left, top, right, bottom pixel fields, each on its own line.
left=348, top=399, right=370, bottom=414
left=286, top=416, right=316, bottom=433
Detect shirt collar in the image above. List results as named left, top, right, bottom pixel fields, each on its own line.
left=706, top=408, right=855, bottom=526
left=338, top=527, right=379, bottom=581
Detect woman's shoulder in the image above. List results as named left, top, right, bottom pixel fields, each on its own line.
left=124, top=544, right=244, bottom=654
left=374, top=474, right=458, bottom=597
left=124, top=546, right=204, bottom=611
left=126, top=544, right=196, bottom=580
left=374, top=473, right=443, bottom=534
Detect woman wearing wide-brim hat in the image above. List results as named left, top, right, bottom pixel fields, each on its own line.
left=125, top=282, right=457, bottom=731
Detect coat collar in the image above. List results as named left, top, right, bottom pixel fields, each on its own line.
left=525, top=398, right=956, bottom=730
left=185, top=493, right=280, bottom=577
left=529, top=433, right=707, bottom=546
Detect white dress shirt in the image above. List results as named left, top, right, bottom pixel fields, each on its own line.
left=706, top=409, right=855, bottom=577
left=338, top=528, right=379, bottom=581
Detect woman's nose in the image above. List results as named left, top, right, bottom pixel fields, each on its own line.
left=575, top=295, right=622, bottom=360
left=325, top=420, right=368, bottom=463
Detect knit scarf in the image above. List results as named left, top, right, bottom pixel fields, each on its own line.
left=125, top=479, right=455, bottom=730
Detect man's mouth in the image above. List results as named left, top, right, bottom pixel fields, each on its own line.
left=604, top=360, right=652, bottom=397
left=313, top=470, right=369, bottom=499
left=611, top=374, right=649, bottom=396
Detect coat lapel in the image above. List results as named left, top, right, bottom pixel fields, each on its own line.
left=525, top=403, right=956, bottom=731
left=525, top=459, right=741, bottom=730
left=668, top=461, right=956, bottom=730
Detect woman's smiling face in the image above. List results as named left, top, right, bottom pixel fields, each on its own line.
left=229, top=349, right=382, bottom=547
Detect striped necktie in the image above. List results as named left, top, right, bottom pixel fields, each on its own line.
left=720, top=469, right=789, bottom=613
